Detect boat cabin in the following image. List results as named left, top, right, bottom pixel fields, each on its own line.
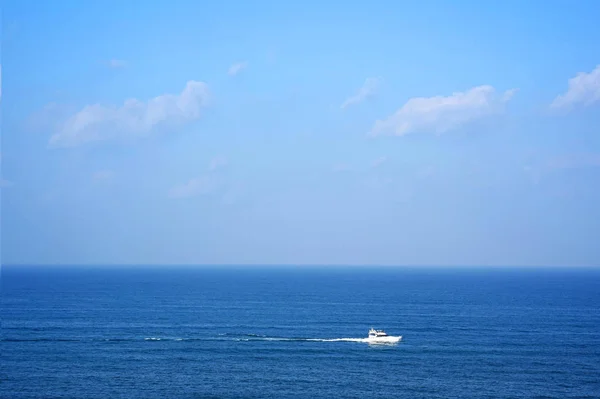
left=368, top=328, right=389, bottom=337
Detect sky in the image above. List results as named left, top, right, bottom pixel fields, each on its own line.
left=1, top=0, right=600, bottom=267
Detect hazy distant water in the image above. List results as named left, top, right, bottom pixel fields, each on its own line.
left=2, top=266, right=599, bottom=399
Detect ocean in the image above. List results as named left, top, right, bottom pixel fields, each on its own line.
left=2, top=266, right=599, bottom=398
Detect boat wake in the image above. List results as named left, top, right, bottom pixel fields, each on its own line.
left=237, top=328, right=403, bottom=345
left=232, top=334, right=402, bottom=345
left=2, top=331, right=402, bottom=346
left=302, top=337, right=402, bottom=345
left=141, top=333, right=402, bottom=345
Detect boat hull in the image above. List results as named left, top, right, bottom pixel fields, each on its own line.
left=365, top=335, right=402, bottom=344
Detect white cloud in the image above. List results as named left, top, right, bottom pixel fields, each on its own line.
left=369, top=85, right=516, bottom=137
left=168, top=175, right=218, bottom=199
left=502, top=88, right=519, bottom=102
left=341, top=77, right=380, bottom=109
left=106, top=59, right=127, bottom=69
left=93, top=170, right=114, bottom=180
left=228, top=61, right=248, bottom=76
left=550, top=65, right=600, bottom=109
left=45, top=80, right=210, bottom=148
left=371, top=156, right=387, bottom=168
left=209, top=156, right=228, bottom=171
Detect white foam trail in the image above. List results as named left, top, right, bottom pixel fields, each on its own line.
left=304, top=338, right=366, bottom=342
left=309, top=336, right=402, bottom=344
left=246, top=336, right=403, bottom=345
left=139, top=335, right=403, bottom=345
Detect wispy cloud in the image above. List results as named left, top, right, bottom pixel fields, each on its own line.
left=371, top=156, right=387, bottom=168
left=93, top=170, right=114, bottom=180
left=40, top=81, right=210, bottom=148
left=369, top=85, right=516, bottom=137
left=169, top=156, right=230, bottom=199
left=502, top=88, right=519, bottom=102
left=332, top=163, right=352, bottom=172
left=105, top=59, right=127, bottom=69
left=26, top=103, right=76, bottom=133
left=363, top=175, right=393, bottom=191
left=525, top=153, right=600, bottom=184
left=221, top=182, right=247, bottom=206
left=168, top=175, right=218, bottom=199
left=0, top=153, right=9, bottom=186
left=550, top=65, right=600, bottom=110
left=545, top=153, right=600, bottom=170
left=417, top=165, right=437, bottom=179
left=209, top=156, right=228, bottom=171
left=340, top=77, right=381, bottom=109
left=228, top=61, right=248, bottom=76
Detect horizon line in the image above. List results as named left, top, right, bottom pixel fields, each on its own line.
left=2, top=263, right=599, bottom=270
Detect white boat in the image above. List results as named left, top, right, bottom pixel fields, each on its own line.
left=366, top=328, right=402, bottom=344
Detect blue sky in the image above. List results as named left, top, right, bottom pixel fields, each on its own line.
left=2, top=0, right=600, bottom=266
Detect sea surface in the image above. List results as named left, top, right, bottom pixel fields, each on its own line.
left=2, top=266, right=599, bottom=398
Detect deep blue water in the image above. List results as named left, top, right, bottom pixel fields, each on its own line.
left=2, top=266, right=600, bottom=398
